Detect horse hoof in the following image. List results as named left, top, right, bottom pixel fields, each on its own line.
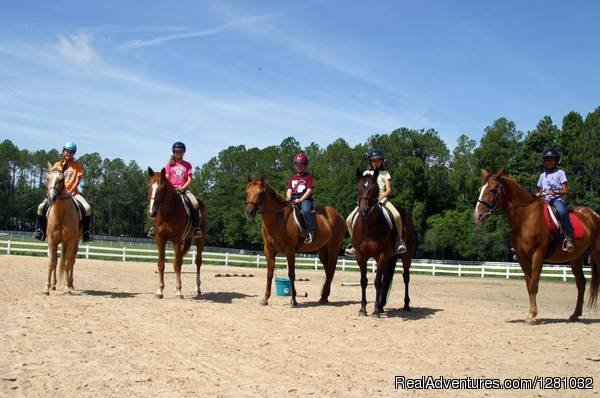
left=51, top=286, right=56, bottom=291
left=176, top=294, right=184, bottom=300
left=358, top=310, right=367, bottom=317
left=371, top=312, right=381, bottom=318
left=42, top=291, right=49, bottom=296
left=290, top=302, right=298, bottom=308
left=318, top=298, right=329, bottom=305
left=568, top=315, right=581, bottom=322
left=260, top=299, right=268, bottom=306
left=154, top=294, right=163, bottom=299
left=526, top=317, right=537, bottom=325
left=403, top=306, right=411, bottom=312
left=62, top=290, right=72, bottom=296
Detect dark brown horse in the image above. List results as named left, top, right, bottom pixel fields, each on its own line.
left=351, top=169, right=416, bottom=317
left=245, top=177, right=346, bottom=307
left=474, top=168, right=600, bottom=323
left=147, top=167, right=206, bottom=299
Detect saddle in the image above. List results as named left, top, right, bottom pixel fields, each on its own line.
left=292, top=204, right=316, bottom=236
left=350, top=204, right=395, bottom=232
left=542, top=202, right=584, bottom=258
left=45, top=196, right=84, bottom=223
left=543, top=202, right=584, bottom=239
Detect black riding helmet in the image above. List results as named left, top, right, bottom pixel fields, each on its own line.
left=367, top=148, right=385, bottom=161
left=172, top=142, right=186, bottom=153
left=541, top=148, right=560, bottom=162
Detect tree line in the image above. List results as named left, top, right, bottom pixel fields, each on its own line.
left=2, top=107, right=599, bottom=260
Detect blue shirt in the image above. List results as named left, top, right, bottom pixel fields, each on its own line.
left=537, top=169, right=567, bottom=202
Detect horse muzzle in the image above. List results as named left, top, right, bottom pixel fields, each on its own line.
left=245, top=206, right=256, bottom=220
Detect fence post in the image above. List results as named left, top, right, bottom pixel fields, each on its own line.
left=122, top=247, right=127, bottom=262
left=7, top=240, right=11, bottom=255
left=458, top=263, right=461, bottom=277
left=371, top=259, right=376, bottom=273
left=506, top=264, right=510, bottom=279
left=432, top=262, right=436, bottom=276
left=85, top=244, right=90, bottom=259
left=192, top=249, right=196, bottom=265
left=342, top=258, right=346, bottom=271
left=481, top=263, right=485, bottom=278
left=225, top=252, right=229, bottom=266
left=256, top=254, right=260, bottom=268
left=314, top=257, right=318, bottom=270
left=563, top=267, right=567, bottom=282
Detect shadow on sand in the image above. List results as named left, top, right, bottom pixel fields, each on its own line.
left=506, top=317, right=600, bottom=325
left=79, top=290, right=141, bottom=299
left=383, top=306, right=443, bottom=320
left=193, top=291, right=256, bottom=304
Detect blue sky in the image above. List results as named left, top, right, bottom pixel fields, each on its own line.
left=1, top=0, right=599, bottom=169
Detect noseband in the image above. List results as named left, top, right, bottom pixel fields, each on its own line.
left=246, top=189, right=265, bottom=214
left=47, top=169, right=66, bottom=200
left=477, top=177, right=504, bottom=215
left=358, top=178, right=379, bottom=216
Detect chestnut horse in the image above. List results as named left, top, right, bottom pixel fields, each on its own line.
left=474, top=167, right=600, bottom=323
left=43, top=162, right=81, bottom=295
left=147, top=167, right=206, bottom=299
left=351, top=169, right=416, bottom=317
left=244, top=177, right=346, bottom=307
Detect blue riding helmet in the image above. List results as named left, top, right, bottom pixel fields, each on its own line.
left=367, top=148, right=385, bottom=161
left=63, top=142, right=77, bottom=154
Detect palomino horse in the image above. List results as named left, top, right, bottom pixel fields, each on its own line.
left=43, top=161, right=81, bottom=295
left=474, top=167, right=600, bottom=323
left=351, top=169, right=416, bottom=317
left=147, top=167, right=206, bottom=299
left=245, top=177, right=346, bottom=307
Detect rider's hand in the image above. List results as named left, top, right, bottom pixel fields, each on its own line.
left=286, top=195, right=291, bottom=202
left=293, top=199, right=302, bottom=205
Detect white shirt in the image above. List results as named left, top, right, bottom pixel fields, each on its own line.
left=363, top=169, right=391, bottom=198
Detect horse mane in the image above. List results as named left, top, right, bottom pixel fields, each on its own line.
left=499, top=175, right=538, bottom=201
left=263, top=182, right=290, bottom=206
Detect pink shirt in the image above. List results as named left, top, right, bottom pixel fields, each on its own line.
left=165, top=160, right=192, bottom=189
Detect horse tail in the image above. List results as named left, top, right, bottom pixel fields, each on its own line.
left=589, top=211, right=600, bottom=308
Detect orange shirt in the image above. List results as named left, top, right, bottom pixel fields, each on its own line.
left=52, top=160, right=83, bottom=193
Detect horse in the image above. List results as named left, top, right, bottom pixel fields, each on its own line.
left=244, top=177, right=346, bottom=307
left=43, top=161, right=81, bottom=295
left=474, top=167, right=600, bottom=324
left=351, top=169, right=416, bottom=317
left=147, top=167, right=206, bottom=299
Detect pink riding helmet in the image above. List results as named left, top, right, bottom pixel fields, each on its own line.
left=294, top=153, right=309, bottom=165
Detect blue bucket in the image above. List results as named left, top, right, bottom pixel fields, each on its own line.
left=275, top=277, right=291, bottom=296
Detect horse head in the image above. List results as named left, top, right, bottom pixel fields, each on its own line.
left=356, top=168, right=379, bottom=218
left=244, top=176, right=265, bottom=219
left=474, top=166, right=506, bottom=225
left=147, top=167, right=173, bottom=217
left=46, top=161, right=65, bottom=204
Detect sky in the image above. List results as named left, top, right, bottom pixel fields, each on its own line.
left=1, top=0, right=599, bottom=169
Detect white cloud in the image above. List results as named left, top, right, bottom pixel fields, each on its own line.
left=57, top=33, right=100, bottom=66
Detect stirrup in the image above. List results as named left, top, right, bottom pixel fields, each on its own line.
left=147, top=227, right=155, bottom=239
left=304, top=231, right=314, bottom=244
left=344, top=244, right=356, bottom=257
left=562, top=237, right=574, bottom=252
left=33, top=229, right=46, bottom=241
left=193, top=228, right=203, bottom=238
left=82, top=231, right=94, bottom=242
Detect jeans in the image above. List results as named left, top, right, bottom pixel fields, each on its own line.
left=300, top=198, right=316, bottom=232
left=551, top=199, right=574, bottom=237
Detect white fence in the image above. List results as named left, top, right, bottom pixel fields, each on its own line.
left=0, top=240, right=592, bottom=282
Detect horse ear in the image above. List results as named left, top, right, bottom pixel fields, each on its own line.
left=355, top=168, right=362, bottom=180
left=160, top=168, right=167, bottom=179
left=148, top=167, right=154, bottom=177
left=47, top=161, right=53, bottom=171
left=259, top=176, right=265, bottom=183
left=481, top=169, right=490, bottom=179
left=247, top=176, right=253, bottom=182
left=497, top=166, right=506, bottom=176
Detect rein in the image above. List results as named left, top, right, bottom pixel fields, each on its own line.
left=247, top=187, right=290, bottom=215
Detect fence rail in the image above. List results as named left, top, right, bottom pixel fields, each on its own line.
left=0, top=240, right=591, bottom=282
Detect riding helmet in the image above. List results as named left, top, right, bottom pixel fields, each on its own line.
left=541, top=148, right=560, bottom=161
left=294, top=152, right=309, bottom=165
left=172, top=142, right=187, bottom=152
left=63, top=142, right=77, bottom=154
left=367, top=148, right=385, bottom=161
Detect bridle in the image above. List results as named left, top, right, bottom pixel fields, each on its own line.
left=477, top=176, right=537, bottom=216
left=47, top=169, right=66, bottom=202
left=246, top=187, right=288, bottom=215
left=358, top=177, right=379, bottom=217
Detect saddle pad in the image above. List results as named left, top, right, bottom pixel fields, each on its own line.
left=543, top=202, right=584, bottom=239
left=351, top=205, right=394, bottom=231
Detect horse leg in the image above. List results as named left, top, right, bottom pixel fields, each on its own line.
left=379, top=256, right=397, bottom=311
left=155, top=239, right=166, bottom=299
left=59, top=243, right=71, bottom=294
left=44, top=243, right=59, bottom=295
left=173, top=243, right=184, bottom=299
left=194, top=242, right=203, bottom=297
left=401, top=253, right=411, bottom=311
left=372, top=258, right=384, bottom=318
left=526, top=253, right=544, bottom=324
left=67, top=241, right=78, bottom=291
left=317, top=248, right=331, bottom=304
left=286, top=253, right=298, bottom=307
left=261, top=245, right=276, bottom=306
left=357, top=259, right=368, bottom=316
left=569, top=256, right=586, bottom=321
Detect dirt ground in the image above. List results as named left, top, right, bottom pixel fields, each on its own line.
left=1, top=255, right=599, bottom=397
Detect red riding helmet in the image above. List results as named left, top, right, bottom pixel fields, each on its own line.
left=294, top=153, right=309, bottom=165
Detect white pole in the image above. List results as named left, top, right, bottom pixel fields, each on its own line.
left=563, top=267, right=567, bottom=282
left=86, top=244, right=90, bottom=259
left=481, top=263, right=485, bottom=278
left=314, top=257, right=318, bottom=270
left=342, top=258, right=346, bottom=271
left=458, top=263, right=461, bottom=277
left=7, top=240, right=11, bottom=255
left=122, top=247, right=127, bottom=262
left=256, top=254, right=260, bottom=268
left=371, top=259, right=376, bottom=273
left=192, top=249, right=196, bottom=265
left=225, top=252, right=229, bottom=266
left=506, top=264, right=510, bottom=279
left=432, top=262, right=436, bottom=276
